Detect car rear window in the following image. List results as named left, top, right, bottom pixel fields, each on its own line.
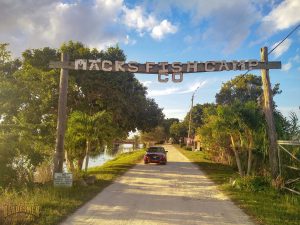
left=147, top=147, right=165, bottom=153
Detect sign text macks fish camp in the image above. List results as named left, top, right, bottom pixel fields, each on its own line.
left=49, top=59, right=281, bottom=83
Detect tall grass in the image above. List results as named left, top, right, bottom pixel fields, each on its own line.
left=0, top=150, right=145, bottom=225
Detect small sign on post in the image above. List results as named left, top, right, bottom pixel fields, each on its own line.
left=54, top=173, right=73, bottom=187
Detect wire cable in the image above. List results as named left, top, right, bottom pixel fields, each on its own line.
left=242, top=23, right=300, bottom=76
left=268, top=23, right=300, bottom=55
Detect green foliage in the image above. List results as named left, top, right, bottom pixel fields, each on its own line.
left=183, top=103, right=214, bottom=129
left=231, top=176, right=270, bottom=192
left=170, top=121, right=188, bottom=142
left=288, top=112, right=300, bottom=139
left=22, top=47, right=59, bottom=70
left=193, top=74, right=298, bottom=177
left=0, top=41, right=163, bottom=187
left=160, top=118, right=179, bottom=138
left=216, top=74, right=262, bottom=105
left=0, top=44, right=56, bottom=186
left=66, top=111, right=116, bottom=171
left=0, top=43, right=11, bottom=63
left=0, top=150, right=145, bottom=225
left=215, top=74, right=281, bottom=105
left=141, top=126, right=166, bottom=143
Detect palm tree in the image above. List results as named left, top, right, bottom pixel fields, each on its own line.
left=67, top=110, right=115, bottom=172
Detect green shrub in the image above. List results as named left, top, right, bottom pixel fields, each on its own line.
left=231, top=176, right=271, bottom=192
left=184, top=146, right=192, bottom=151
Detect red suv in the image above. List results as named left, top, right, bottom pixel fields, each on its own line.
left=144, top=146, right=168, bottom=165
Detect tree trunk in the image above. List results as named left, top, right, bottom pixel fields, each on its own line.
left=65, top=150, right=75, bottom=172
left=77, top=157, right=84, bottom=171
left=230, top=135, right=244, bottom=176
left=84, top=140, right=91, bottom=172
left=247, top=134, right=253, bottom=176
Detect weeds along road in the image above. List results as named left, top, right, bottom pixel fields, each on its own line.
left=61, top=145, right=255, bottom=225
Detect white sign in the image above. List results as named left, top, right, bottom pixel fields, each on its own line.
left=54, top=173, right=73, bottom=187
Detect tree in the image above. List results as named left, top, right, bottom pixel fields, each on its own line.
left=0, top=41, right=164, bottom=187
left=0, top=44, right=53, bottom=186
left=160, top=118, right=179, bottom=140
left=183, top=103, right=215, bottom=136
left=170, top=121, right=188, bottom=143
left=197, top=101, right=266, bottom=176
left=216, top=74, right=281, bottom=106
left=66, top=111, right=115, bottom=172
left=234, top=101, right=265, bottom=175
left=287, top=112, right=300, bottom=140
left=0, top=43, right=11, bottom=63
left=141, top=126, right=166, bottom=144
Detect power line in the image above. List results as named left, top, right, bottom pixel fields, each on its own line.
left=242, top=23, right=300, bottom=76
left=268, top=23, right=300, bottom=55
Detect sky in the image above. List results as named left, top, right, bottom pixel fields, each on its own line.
left=1, top=0, right=300, bottom=120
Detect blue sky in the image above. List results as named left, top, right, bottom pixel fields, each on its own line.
left=1, top=0, right=300, bottom=120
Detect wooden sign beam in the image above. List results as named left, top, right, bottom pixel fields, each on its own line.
left=49, top=60, right=281, bottom=73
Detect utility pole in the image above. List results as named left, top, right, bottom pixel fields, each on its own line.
left=187, top=86, right=200, bottom=147
left=260, top=47, right=279, bottom=180
left=53, top=52, right=69, bottom=174
left=187, top=94, right=194, bottom=146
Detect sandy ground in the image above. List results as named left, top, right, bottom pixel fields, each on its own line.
left=61, top=145, right=255, bottom=225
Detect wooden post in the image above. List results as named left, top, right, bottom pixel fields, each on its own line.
left=53, top=52, right=69, bottom=174
left=260, top=47, right=279, bottom=179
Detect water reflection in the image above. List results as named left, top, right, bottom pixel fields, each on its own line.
left=84, top=144, right=143, bottom=169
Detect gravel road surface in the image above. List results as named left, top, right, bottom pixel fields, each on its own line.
left=61, top=145, right=255, bottom=225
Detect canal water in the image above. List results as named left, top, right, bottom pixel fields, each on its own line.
left=83, top=143, right=144, bottom=169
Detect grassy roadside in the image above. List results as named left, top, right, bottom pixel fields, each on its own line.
left=0, top=150, right=145, bottom=225
left=175, top=145, right=300, bottom=225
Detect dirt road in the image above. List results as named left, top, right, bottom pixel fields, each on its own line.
left=61, top=145, right=255, bottom=225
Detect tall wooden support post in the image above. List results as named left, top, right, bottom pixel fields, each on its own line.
left=260, top=47, right=279, bottom=179
left=187, top=93, right=194, bottom=147
left=53, top=52, right=69, bottom=174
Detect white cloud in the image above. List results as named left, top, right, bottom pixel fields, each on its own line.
left=122, top=6, right=157, bottom=34
left=141, top=80, right=153, bottom=87
left=271, top=38, right=292, bottom=58
left=122, top=6, right=177, bottom=40
left=124, top=35, right=136, bottom=45
left=0, top=0, right=177, bottom=56
left=259, top=0, right=300, bottom=37
left=0, top=0, right=126, bottom=55
left=163, top=108, right=187, bottom=120
left=292, top=54, right=300, bottom=63
left=150, top=20, right=177, bottom=40
left=147, top=80, right=208, bottom=97
left=147, top=87, right=180, bottom=97
left=149, top=0, right=260, bottom=53
left=282, top=62, right=292, bottom=71
left=179, top=81, right=207, bottom=94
